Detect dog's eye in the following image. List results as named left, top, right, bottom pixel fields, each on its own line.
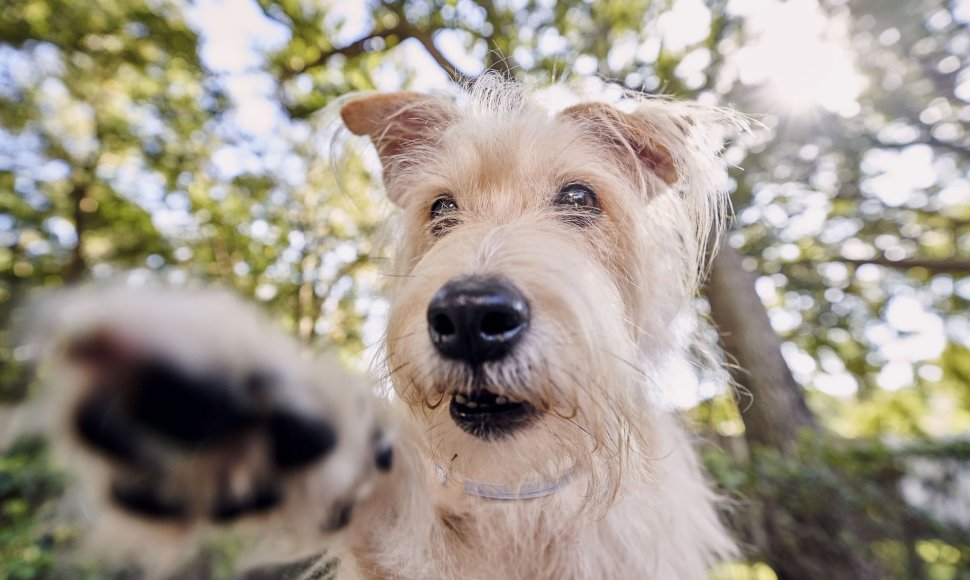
left=554, top=184, right=600, bottom=224
left=430, top=195, right=459, bottom=236
left=431, top=196, right=458, bottom=218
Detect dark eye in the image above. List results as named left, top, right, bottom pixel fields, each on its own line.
left=554, top=183, right=600, bottom=224
left=430, top=195, right=459, bottom=236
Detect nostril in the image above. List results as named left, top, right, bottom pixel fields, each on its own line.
left=430, top=312, right=456, bottom=336
left=480, top=310, right=522, bottom=337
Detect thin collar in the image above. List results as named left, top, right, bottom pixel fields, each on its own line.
left=434, top=464, right=574, bottom=500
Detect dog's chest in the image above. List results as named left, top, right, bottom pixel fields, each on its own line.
left=355, top=491, right=644, bottom=580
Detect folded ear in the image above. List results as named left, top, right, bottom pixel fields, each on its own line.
left=558, top=101, right=690, bottom=186
left=340, top=92, right=454, bottom=187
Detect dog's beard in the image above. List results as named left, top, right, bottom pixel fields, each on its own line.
left=395, top=348, right=583, bottom=431
left=399, top=353, right=655, bottom=510
left=394, top=345, right=641, bottom=447
left=382, top=220, right=666, bottom=508
left=387, top=304, right=666, bottom=517
left=431, top=359, right=555, bottom=441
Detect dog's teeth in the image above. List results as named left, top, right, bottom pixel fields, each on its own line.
left=455, top=394, right=467, bottom=404
left=466, top=401, right=477, bottom=409
left=496, top=396, right=508, bottom=405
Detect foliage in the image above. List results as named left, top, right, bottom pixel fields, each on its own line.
left=1, top=0, right=969, bottom=577
left=705, top=435, right=970, bottom=579
left=0, top=437, right=65, bottom=580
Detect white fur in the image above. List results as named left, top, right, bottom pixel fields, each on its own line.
left=344, top=78, right=741, bottom=578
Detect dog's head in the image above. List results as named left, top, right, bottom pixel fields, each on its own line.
left=342, top=79, right=736, bottom=496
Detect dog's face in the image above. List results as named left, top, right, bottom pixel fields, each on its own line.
left=342, top=82, right=730, bottom=488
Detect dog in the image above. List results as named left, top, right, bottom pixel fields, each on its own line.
left=34, top=78, right=741, bottom=579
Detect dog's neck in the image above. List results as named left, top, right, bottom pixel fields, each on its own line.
left=422, top=410, right=581, bottom=500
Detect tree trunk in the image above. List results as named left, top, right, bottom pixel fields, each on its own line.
left=705, top=240, right=882, bottom=580
left=705, top=240, right=817, bottom=451
left=297, top=250, right=318, bottom=344
left=63, top=176, right=90, bottom=284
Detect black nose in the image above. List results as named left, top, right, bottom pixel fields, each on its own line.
left=427, top=277, right=529, bottom=364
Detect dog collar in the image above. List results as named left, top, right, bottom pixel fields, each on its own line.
left=434, top=464, right=573, bottom=500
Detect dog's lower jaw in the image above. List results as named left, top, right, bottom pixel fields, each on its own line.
left=448, top=390, right=540, bottom=440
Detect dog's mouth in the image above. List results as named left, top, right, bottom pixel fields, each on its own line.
left=449, top=389, right=539, bottom=440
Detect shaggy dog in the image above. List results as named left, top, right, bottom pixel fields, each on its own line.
left=37, top=79, right=741, bottom=579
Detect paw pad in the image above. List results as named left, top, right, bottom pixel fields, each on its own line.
left=75, top=392, right=144, bottom=465
left=110, top=480, right=188, bottom=520
left=129, top=360, right=256, bottom=445
left=270, top=411, right=338, bottom=470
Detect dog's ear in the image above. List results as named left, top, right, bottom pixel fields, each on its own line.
left=341, top=92, right=453, bottom=183
left=558, top=102, right=689, bottom=186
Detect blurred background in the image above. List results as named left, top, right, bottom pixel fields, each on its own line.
left=1, top=0, right=970, bottom=578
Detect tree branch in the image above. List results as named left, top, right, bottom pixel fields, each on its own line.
left=779, top=255, right=970, bottom=274
left=279, top=14, right=475, bottom=86
left=405, top=26, right=474, bottom=85
left=280, top=24, right=409, bottom=81
left=871, top=131, right=970, bottom=163
left=477, top=0, right=515, bottom=76
left=63, top=176, right=90, bottom=284
left=254, top=0, right=291, bottom=28
left=841, top=256, right=970, bottom=273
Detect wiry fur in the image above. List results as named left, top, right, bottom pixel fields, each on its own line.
left=31, top=78, right=743, bottom=579
left=341, top=77, right=741, bottom=579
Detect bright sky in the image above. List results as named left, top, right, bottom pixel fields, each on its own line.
left=183, top=0, right=876, bottom=140
left=178, top=0, right=963, bottom=406
left=0, top=0, right=963, bottom=411
left=730, top=0, right=865, bottom=117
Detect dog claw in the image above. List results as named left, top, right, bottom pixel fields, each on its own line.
left=270, top=410, right=338, bottom=470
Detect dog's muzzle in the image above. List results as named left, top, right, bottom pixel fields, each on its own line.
left=427, top=276, right=536, bottom=439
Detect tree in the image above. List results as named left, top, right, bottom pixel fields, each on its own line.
left=0, top=0, right=211, bottom=399
left=2, top=0, right=968, bottom=577
left=262, top=0, right=969, bottom=572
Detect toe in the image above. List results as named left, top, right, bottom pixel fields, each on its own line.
left=74, top=392, right=145, bottom=465
left=269, top=410, right=338, bottom=470
left=129, top=360, right=255, bottom=446
left=111, top=480, right=188, bottom=520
